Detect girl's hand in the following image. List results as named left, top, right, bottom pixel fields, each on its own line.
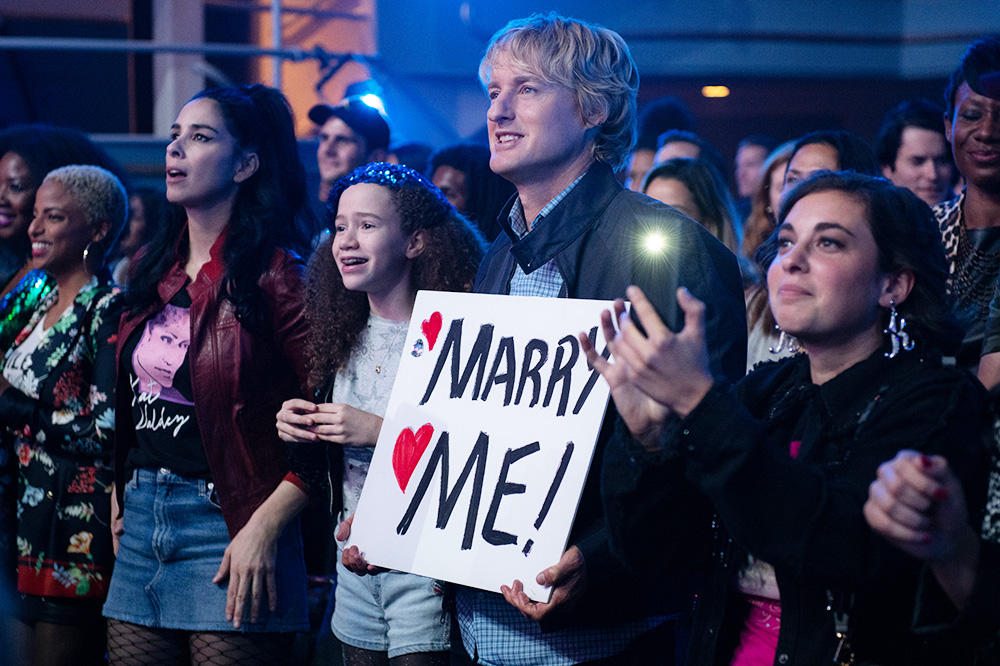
left=308, top=404, right=383, bottom=447
left=609, top=286, right=714, bottom=419
left=336, top=514, right=386, bottom=576
left=580, top=300, right=670, bottom=451
left=276, top=398, right=321, bottom=443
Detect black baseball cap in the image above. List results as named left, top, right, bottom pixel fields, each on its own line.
left=308, top=96, right=391, bottom=153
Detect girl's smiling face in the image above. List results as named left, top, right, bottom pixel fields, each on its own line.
left=333, top=183, right=424, bottom=302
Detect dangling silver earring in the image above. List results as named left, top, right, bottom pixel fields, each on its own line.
left=769, top=326, right=800, bottom=354
left=884, top=300, right=914, bottom=359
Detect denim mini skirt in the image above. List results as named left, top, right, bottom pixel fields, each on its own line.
left=103, top=468, right=308, bottom=632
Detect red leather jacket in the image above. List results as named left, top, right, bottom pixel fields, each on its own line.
left=114, top=234, right=311, bottom=537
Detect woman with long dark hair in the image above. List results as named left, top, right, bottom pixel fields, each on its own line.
left=593, top=172, right=988, bottom=664
left=102, top=84, right=314, bottom=665
left=745, top=131, right=881, bottom=371
left=641, top=157, right=741, bottom=254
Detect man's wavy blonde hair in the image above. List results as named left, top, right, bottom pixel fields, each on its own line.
left=478, top=13, right=639, bottom=172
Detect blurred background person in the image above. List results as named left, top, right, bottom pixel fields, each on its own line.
left=641, top=157, right=741, bottom=254
left=0, top=125, right=129, bottom=301
left=875, top=98, right=955, bottom=207
left=734, top=134, right=779, bottom=220
left=385, top=141, right=432, bottom=175
left=934, top=37, right=1000, bottom=375
left=623, top=95, right=696, bottom=191
left=110, top=186, right=168, bottom=286
left=310, top=96, right=391, bottom=204
left=741, top=140, right=796, bottom=261
left=734, top=134, right=778, bottom=202
left=429, top=143, right=516, bottom=242
left=654, top=129, right=731, bottom=183
left=782, top=129, right=880, bottom=192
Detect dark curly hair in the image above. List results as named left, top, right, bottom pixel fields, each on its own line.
left=306, top=162, right=486, bottom=393
left=777, top=171, right=962, bottom=355
left=124, top=85, right=314, bottom=333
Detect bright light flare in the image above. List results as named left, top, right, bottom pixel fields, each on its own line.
left=643, top=230, right=668, bottom=255
left=360, top=94, right=387, bottom=115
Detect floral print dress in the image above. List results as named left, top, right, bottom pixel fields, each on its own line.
left=0, top=274, right=119, bottom=599
left=0, top=269, right=55, bottom=586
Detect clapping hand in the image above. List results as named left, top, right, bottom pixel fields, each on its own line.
left=580, top=286, right=714, bottom=449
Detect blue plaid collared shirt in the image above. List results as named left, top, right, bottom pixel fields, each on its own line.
left=455, top=173, right=666, bottom=665
left=505, top=175, right=585, bottom=298
left=455, top=589, right=663, bottom=666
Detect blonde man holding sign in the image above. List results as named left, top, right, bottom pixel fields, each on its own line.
left=344, top=13, right=746, bottom=666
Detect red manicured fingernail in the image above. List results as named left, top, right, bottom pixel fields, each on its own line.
left=933, top=488, right=948, bottom=501
left=920, top=455, right=932, bottom=468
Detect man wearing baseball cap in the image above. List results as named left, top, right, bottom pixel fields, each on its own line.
left=309, top=96, right=391, bottom=203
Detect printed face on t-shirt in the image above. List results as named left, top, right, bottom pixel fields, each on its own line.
left=132, top=304, right=193, bottom=405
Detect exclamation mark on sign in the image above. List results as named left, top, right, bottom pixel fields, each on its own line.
left=522, top=442, right=575, bottom=556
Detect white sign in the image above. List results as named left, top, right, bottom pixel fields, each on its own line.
left=349, top=291, right=614, bottom=602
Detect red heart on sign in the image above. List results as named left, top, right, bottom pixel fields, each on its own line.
left=393, top=424, right=434, bottom=492
left=422, top=311, right=442, bottom=351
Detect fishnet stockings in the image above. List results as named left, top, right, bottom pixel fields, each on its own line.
left=342, top=644, right=450, bottom=666
left=107, top=620, right=186, bottom=665
left=107, top=618, right=295, bottom=665
left=188, top=632, right=294, bottom=665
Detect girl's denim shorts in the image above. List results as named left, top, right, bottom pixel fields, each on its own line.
left=103, top=468, right=308, bottom=633
left=331, top=532, right=450, bottom=658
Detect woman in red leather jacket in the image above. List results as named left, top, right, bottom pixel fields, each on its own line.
left=102, top=85, right=316, bottom=666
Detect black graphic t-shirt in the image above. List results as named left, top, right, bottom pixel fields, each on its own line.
left=124, top=288, right=210, bottom=478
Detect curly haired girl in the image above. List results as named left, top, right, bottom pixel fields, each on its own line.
left=277, top=162, right=485, bottom=666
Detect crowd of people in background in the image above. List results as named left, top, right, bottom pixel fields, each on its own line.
left=1, top=11, right=1000, bottom=666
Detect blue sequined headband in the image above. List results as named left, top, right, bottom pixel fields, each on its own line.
left=338, top=161, right=434, bottom=191
left=326, top=161, right=451, bottom=224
